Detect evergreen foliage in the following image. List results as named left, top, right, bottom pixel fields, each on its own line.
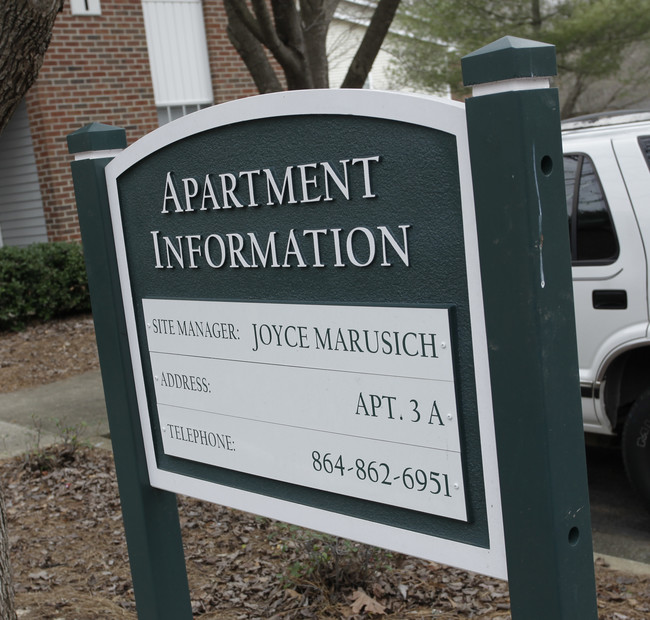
left=391, top=0, right=650, bottom=117
left=0, top=242, right=90, bottom=330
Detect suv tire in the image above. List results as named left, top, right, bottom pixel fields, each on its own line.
left=622, top=389, right=650, bottom=510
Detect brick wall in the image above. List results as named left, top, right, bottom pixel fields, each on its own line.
left=203, top=1, right=261, bottom=104
left=26, top=0, right=274, bottom=243
left=26, top=0, right=159, bottom=243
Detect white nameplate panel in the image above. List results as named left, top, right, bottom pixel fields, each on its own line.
left=143, top=298, right=467, bottom=521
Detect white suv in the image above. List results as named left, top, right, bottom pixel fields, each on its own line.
left=562, top=111, right=650, bottom=508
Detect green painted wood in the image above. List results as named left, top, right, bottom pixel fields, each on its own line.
left=462, top=40, right=598, bottom=619
left=67, top=123, right=127, bottom=154
left=68, top=131, right=192, bottom=620
left=462, top=36, right=556, bottom=86
left=113, top=114, right=491, bottom=546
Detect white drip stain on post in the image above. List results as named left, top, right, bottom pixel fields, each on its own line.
left=532, top=143, right=546, bottom=289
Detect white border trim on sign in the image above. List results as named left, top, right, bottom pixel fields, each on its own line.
left=104, top=89, right=507, bottom=579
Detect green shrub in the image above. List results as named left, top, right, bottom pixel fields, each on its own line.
left=0, top=242, right=91, bottom=330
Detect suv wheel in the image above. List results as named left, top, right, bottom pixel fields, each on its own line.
left=622, top=389, right=650, bottom=510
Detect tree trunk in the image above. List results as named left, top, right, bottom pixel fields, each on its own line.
left=0, top=0, right=64, bottom=134
left=560, top=73, right=585, bottom=119
left=0, top=485, right=16, bottom=620
left=271, top=0, right=313, bottom=88
left=0, top=3, right=64, bottom=610
left=224, top=0, right=284, bottom=93
left=222, top=0, right=400, bottom=93
left=531, top=0, right=542, bottom=33
left=223, top=0, right=312, bottom=90
left=300, top=0, right=339, bottom=89
left=340, top=0, right=401, bottom=88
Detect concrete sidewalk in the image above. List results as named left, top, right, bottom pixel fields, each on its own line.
left=0, top=370, right=110, bottom=459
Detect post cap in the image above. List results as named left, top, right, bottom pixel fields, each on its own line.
left=461, top=36, right=557, bottom=87
left=67, top=122, right=127, bottom=155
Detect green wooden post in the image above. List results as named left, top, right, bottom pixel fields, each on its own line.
left=68, top=124, right=193, bottom=620
left=462, top=38, right=598, bottom=618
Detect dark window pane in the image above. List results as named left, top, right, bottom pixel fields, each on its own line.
left=575, top=157, right=618, bottom=262
left=639, top=136, right=650, bottom=171
left=563, top=154, right=579, bottom=255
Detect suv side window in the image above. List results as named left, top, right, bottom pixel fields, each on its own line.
left=563, top=153, right=619, bottom=264
left=639, top=136, right=650, bottom=170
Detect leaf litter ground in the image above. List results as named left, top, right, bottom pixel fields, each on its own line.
left=1, top=315, right=649, bottom=619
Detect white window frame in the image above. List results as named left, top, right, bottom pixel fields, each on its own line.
left=142, top=0, right=214, bottom=123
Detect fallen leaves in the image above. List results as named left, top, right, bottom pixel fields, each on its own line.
left=1, top=318, right=650, bottom=619
left=349, top=589, right=386, bottom=615
left=0, top=446, right=648, bottom=618
left=0, top=315, right=99, bottom=393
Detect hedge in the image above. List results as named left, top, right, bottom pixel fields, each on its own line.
left=0, top=242, right=91, bottom=330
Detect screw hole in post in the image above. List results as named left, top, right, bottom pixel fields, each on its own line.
left=541, top=155, right=553, bottom=176
left=568, top=526, right=580, bottom=546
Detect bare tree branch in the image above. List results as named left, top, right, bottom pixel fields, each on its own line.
left=251, top=0, right=306, bottom=82
left=270, top=0, right=305, bottom=50
left=341, top=0, right=401, bottom=88
left=299, top=0, right=340, bottom=33
left=300, top=0, right=338, bottom=88
left=560, top=73, right=585, bottom=119
left=223, top=0, right=283, bottom=93
left=222, top=0, right=399, bottom=93
left=223, top=0, right=265, bottom=41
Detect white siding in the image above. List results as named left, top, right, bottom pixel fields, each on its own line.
left=0, top=101, right=48, bottom=247
left=142, top=0, right=213, bottom=107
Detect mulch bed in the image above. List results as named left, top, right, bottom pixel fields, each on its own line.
left=0, top=316, right=649, bottom=618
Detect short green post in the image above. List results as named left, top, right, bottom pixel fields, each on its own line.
left=68, top=124, right=193, bottom=620
left=462, top=38, right=598, bottom=618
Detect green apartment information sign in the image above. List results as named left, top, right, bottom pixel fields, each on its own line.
left=105, top=90, right=506, bottom=578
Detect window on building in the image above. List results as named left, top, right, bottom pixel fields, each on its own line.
left=141, top=0, right=214, bottom=125
left=70, top=0, right=101, bottom=16
left=564, top=153, right=619, bottom=264
left=156, top=103, right=212, bottom=126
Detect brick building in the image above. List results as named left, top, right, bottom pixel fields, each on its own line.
left=0, top=0, right=259, bottom=247
left=0, top=0, right=397, bottom=248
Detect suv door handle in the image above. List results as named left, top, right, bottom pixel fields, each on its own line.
left=592, top=290, right=628, bottom=309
